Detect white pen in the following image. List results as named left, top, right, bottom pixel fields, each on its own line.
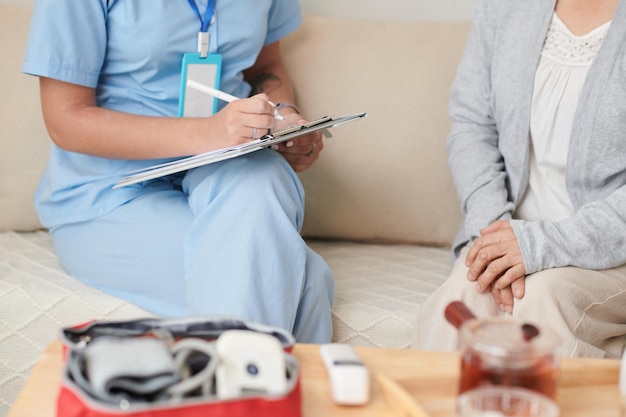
left=186, top=79, right=284, bottom=120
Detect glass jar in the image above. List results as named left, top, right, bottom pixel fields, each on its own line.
left=458, top=317, right=560, bottom=400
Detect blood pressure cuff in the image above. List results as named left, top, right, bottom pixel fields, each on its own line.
left=69, top=337, right=180, bottom=403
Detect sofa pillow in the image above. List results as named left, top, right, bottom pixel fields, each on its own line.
left=0, top=7, right=48, bottom=232
left=282, top=15, right=468, bottom=246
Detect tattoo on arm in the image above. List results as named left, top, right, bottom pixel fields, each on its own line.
left=248, top=72, right=282, bottom=96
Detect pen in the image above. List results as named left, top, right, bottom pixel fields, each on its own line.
left=186, top=80, right=285, bottom=120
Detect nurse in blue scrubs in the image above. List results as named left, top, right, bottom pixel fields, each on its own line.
left=22, top=0, right=333, bottom=343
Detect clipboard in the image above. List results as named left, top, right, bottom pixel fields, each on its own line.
left=114, top=112, right=366, bottom=188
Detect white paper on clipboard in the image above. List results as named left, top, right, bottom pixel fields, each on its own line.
left=113, top=112, right=367, bottom=188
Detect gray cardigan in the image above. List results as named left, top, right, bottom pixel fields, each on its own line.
left=448, top=0, right=626, bottom=273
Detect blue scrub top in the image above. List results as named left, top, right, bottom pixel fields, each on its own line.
left=22, top=0, right=302, bottom=228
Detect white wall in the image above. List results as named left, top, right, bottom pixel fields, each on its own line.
left=300, top=0, right=476, bottom=21
left=0, top=0, right=31, bottom=6
left=1, top=0, right=477, bottom=21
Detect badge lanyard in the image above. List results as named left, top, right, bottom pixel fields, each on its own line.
left=186, top=0, right=216, bottom=58
left=179, top=0, right=223, bottom=117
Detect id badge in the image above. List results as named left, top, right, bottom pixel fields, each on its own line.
left=179, top=52, right=223, bottom=117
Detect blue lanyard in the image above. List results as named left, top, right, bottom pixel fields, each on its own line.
left=187, top=0, right=217, bottom=57
left=187, top=0, right=216, bottom=33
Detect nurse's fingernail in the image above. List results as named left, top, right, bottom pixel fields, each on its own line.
left=271, top=144, right=279, bottom=150
left=286, top=141, right=294, bottom=147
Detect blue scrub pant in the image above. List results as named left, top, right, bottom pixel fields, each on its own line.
left=49, top=150, right=334, bottom=343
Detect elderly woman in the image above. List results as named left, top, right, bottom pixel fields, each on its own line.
left=417, top=0, right=626, bottom=358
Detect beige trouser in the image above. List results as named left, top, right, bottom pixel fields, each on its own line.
left=415, top=246, right=626, bottom=358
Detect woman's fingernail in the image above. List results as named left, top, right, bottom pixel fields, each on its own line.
left=286, top=141, right=294, bottom=147
left=467, top=272, right=475, bottom=281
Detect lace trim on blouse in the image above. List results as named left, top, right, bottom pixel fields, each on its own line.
left=541, top=13, right=611, bottom=66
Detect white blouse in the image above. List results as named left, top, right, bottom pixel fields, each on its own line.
left=514, top=13, right=611, bottom=222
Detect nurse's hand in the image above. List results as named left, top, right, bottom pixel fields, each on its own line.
left=269, top=113, right=324, bottom=172
left=211, top=93, right=276, bottom=147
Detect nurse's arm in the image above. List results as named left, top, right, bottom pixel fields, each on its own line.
left=38, top=76, right=274, bottom=159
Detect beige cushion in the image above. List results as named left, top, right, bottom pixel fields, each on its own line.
left=283, top=16, right=469, bottom=246
left=0, top=7, right=49, bottom=232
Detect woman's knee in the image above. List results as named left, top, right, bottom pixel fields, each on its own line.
left=514, top=267, right=595, bottom=319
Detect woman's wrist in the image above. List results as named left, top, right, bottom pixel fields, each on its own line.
left=275, top=102, right=302, bottom=116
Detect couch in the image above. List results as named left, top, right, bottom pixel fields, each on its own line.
left=0, top=5, right=471, bottom=415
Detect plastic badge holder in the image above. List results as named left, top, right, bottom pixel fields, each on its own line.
left=56, top=316, right=302, bottom=417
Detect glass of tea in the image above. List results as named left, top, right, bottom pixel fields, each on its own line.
left=457, top=386, right=560, bottom=417
left=458, top=317, right=561, bottom=400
